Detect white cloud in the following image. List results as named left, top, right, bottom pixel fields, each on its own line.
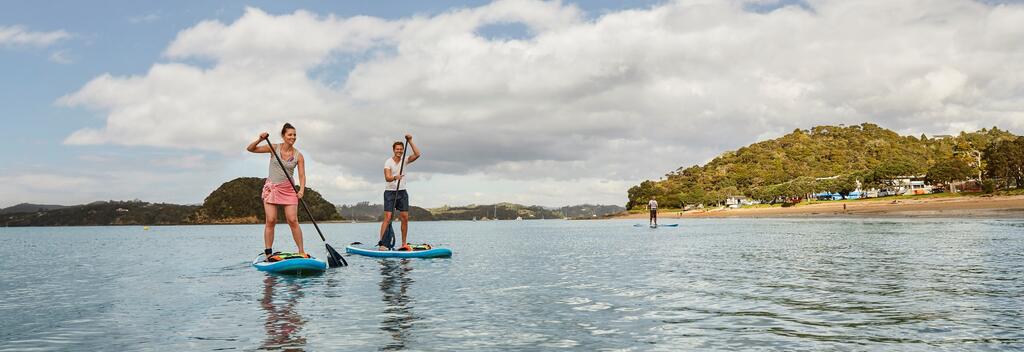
left=1, top=174, right=94, bottom=192
left=57, top=0, right=1024, bottom=206
left=0, top=25, right=70, bottom=47
left=395, top=174, right=634, bottom=207
left=303, top=157, right=378, bottom=200
left=48, top=49, right=73, bottom=64
left=164, top=7, right=400, bottom=70
left=0, top=167, right=227, bottom=207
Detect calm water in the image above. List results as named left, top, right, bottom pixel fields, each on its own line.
left=1, top=219, right=1023, bottom=351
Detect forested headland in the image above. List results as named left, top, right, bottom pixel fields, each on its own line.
left=627, top=123, right=1022, bottom=209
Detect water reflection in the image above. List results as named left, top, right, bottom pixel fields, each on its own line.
left=379, top=259, right=417, bottom=351
left=260, top=275, right=307, bottom=351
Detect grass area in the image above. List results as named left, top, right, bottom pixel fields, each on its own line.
left=994, top=188, right=1024, bottom=196
left=740, top=203, right=781, bottom=209
left=846, top=192, right=964, bottom=202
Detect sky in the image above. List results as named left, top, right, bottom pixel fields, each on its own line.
left=1, top=0, right=1023, bottom=209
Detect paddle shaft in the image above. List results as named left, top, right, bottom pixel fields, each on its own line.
left=381, top=140, right=410, bottom=249
left=264, top=139, right=327, bottom=242
left=390, top=140, right=409, bottom=213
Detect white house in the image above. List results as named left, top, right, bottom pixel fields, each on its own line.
left=725, top=196, right=758, bottom=208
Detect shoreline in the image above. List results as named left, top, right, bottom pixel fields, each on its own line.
left=616, top=194, right=1024, bottom=219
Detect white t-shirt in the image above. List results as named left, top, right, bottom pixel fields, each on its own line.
left=384, top=156, right=413, bottom=191
left=648, top=199, right=658, bottom=210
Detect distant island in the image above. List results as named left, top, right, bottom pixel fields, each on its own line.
left=1, top=177, right=625, bottom=226
left=1, top=177, right=339, bottom=227
left=338, top=202, right=624, bottom=221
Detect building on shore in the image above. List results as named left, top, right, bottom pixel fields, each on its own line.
left=725, top=196, right=758, bottom=208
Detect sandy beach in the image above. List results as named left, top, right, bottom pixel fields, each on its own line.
left=618, top=195, right=1024, bottom=219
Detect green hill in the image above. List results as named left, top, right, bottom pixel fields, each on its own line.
left=191, top=177, right=341, bottom=223
left=429, top=203, right=561, bottom=220
left=339, top=202, right=624, bottom=221
left=626, top=123, right=1019, bottom=208
left=0, top=203, right=69, bottom=214
left=558, top=204, right=626, bottom=219
left=337, top=202, right=435, bottom=221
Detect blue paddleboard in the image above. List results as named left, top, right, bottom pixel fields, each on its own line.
left=253, top=254, right=327, bottom=274
left=634, top=223, right=679, bottom=227
left=346, top=245, right=452, bottom=258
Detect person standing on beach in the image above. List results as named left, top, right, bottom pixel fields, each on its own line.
left=246, top=123, right=307, bottom=258
left=378, top=134, right=421, bottom=251
left=648, top=196, right=658, bottom=226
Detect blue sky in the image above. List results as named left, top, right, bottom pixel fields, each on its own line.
left=2, top=0, right=1023, bottom=208
left=0, top=0, right=669, bottom=207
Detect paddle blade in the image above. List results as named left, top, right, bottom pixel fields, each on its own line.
left=382, top=222, right=396, bottom=250
left=325, top=243, right=347, bottom=267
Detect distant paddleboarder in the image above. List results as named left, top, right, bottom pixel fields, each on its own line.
left=648, top=196, right=658, bottom=227
left=378, top=134, right=421, bottom=251
left=247, top=123, right=307, bottom=257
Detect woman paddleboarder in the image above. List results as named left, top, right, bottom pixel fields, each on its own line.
left=247, top=123, right=307, bottom=257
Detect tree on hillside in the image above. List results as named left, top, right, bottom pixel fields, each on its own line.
left=833, top=174, right=859, bottom=199
left=816, top=174, right=859, bottom=199
left=951, top=137, right=983, bottom=181
left=984, top=137, right=1024, bottom=190
left=747, top=185, right=773, bottom=204
left=788, top=177, right=819, bottom=201
left=862, top=159, right=921, bottom=191
left=926, top=157, right=973, bottom=192
left=626, top=180, right=659, bottom=209
left=679, top=187, right=708, bottom=206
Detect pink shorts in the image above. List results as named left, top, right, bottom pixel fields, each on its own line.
left=262, top=179, right=298, bottom=205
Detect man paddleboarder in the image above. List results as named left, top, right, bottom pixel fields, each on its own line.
left=648, top=196, right=658, bottom=227
left=378, top=134, right=421, bottom=251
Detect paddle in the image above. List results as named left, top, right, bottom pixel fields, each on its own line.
left=264, top=138, right=347, bottom=267
left=381, top=138, right=410, bottom=250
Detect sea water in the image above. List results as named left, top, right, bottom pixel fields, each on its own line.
left=1, top=219, right=1022, bottom=351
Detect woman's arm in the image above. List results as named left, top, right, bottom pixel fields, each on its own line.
left=246, top=132, right=272, bottom=153
left=297, top=153, right=306, bottom=199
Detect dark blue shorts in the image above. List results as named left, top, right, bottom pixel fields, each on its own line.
left=384, top=190, right=409, bottom=212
